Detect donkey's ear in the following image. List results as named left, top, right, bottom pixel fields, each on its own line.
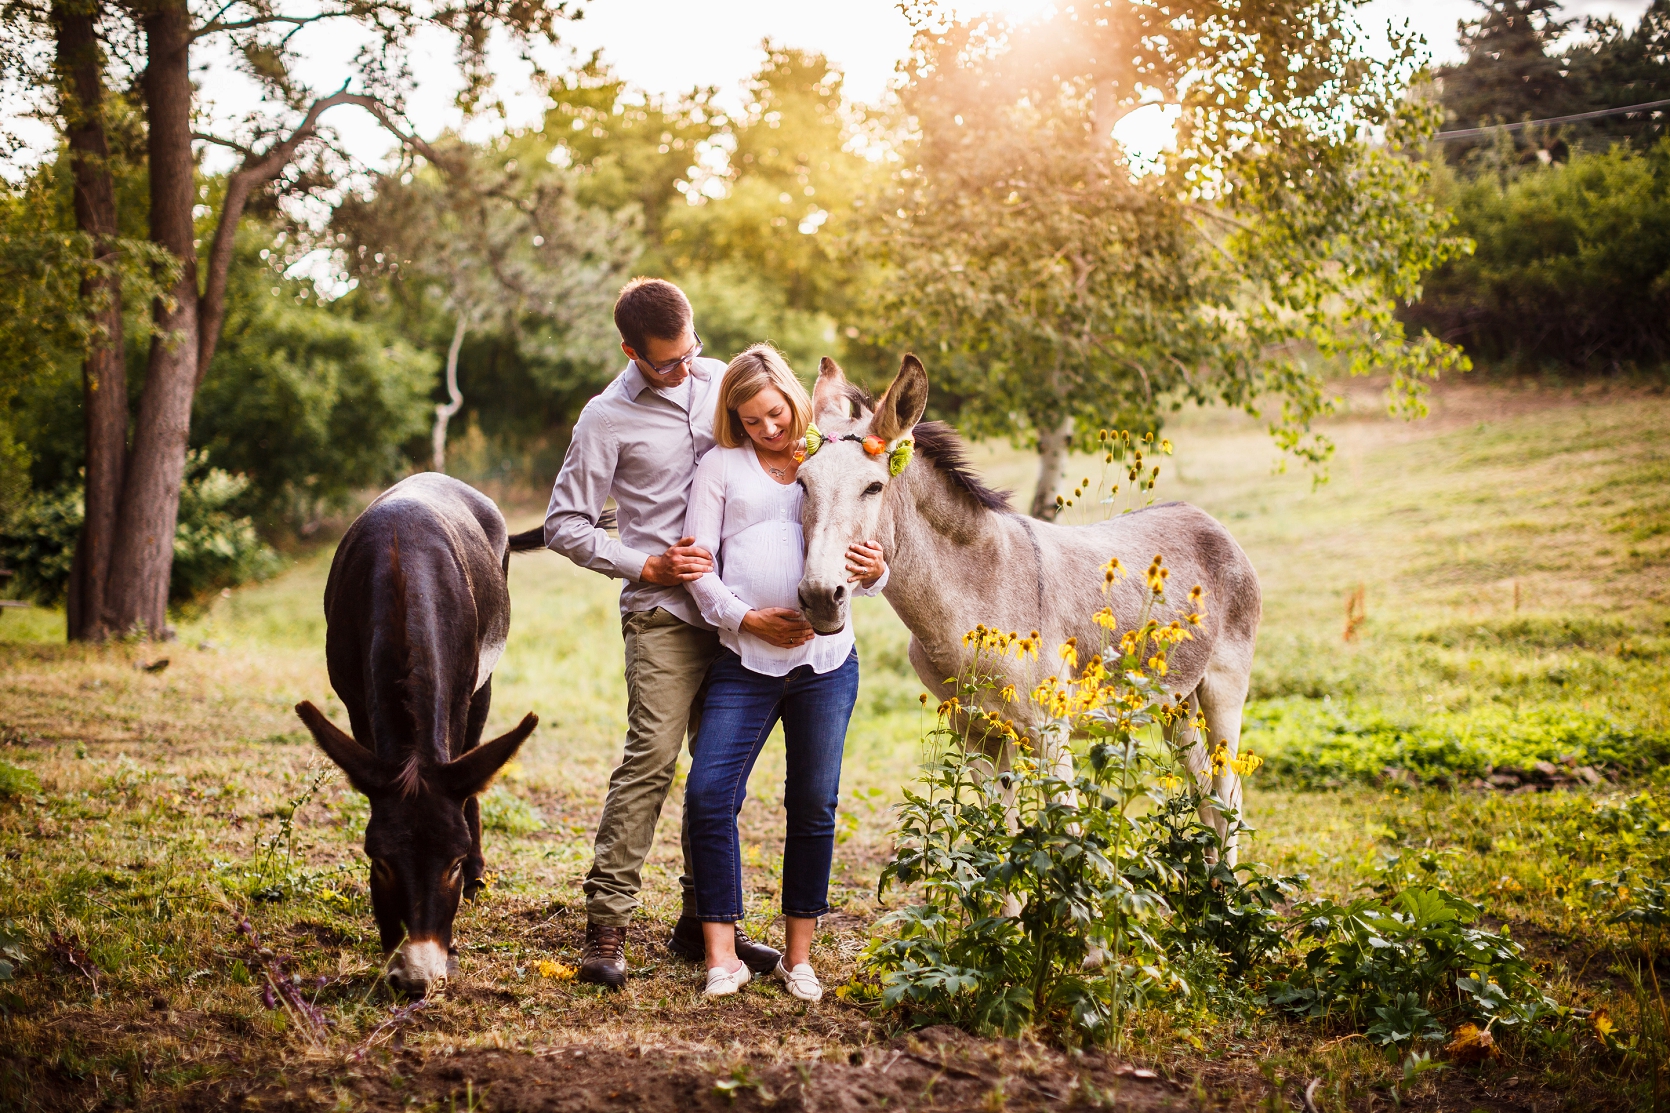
left=296, top=701, right=387, bottom=795
left=871, top=354, right=929, bottom=444
left=813, top=357, right=855, bottom=422
left=439, top=712, right=538, bottom=799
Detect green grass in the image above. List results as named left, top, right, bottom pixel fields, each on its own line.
left=0, top=377, right=1667, bottom=1109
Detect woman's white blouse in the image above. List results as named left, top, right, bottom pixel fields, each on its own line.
left=683, top=444, right=887, bottom=676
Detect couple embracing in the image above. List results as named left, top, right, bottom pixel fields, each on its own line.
left=542, top=278, right=885, bottom=1000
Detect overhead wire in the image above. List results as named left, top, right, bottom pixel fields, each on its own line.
left=1434, top=97, right=1670, bottom=141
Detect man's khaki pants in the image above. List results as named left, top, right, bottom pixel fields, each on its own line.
left=584, top=607, right=721, bottom=926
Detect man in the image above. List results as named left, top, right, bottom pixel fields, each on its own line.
left=543, top=278, right=793, bottom=988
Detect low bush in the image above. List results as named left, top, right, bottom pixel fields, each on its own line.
left=860, top=571, right=1566, bottom=1050
left=0, top=760, right=40, bottom=801
left=479, top=786, right=545, bottom=836
left=1245, top=698, right=1670, bottom=787
left=0, top=450, right=280, bottom=608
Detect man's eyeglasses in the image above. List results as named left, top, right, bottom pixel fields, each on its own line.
left=637, top=332, right=703, bottom=375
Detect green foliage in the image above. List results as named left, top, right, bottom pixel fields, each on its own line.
left=193, top=228, right=436, bottom=524
left=169, top=456, right=283, bottom=603
left=1271, top=878, right=1543, bottom=1041
left=0, top=484, right=80, bottom=606
left=1407, top=141, right=1670, bottom=369
left=0, top=762, right=40, bottom=802
left=478, top=787, right=545, bottom=836
left=861, top=576, right=1278, bottom=1043
left=0, top=452, right=279, bottom=607
left=1247, top=698, right=1670, bottom=788
left=0, top=156, right=174, bottom=524
left=542, top=48, right=876, bottom=376
left=864, top=3, right=1469, bottom=470
left=1436, top=0, right=1670, bottom=163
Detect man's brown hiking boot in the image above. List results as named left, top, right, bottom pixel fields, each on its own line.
left=578, top=922, right=628, bottom=989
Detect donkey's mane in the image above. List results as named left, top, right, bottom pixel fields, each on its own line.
left=386, top=534, right=430, bottom=798
left=912, top=422, right=1013, bottom=513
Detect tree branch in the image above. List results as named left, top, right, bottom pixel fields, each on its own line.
left=192, top=11, right=336, bottom=40
left=191, top=131, right=257, bottom=158
left=197, top=87, right=446, bottom=379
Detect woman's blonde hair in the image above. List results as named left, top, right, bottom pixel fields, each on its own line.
left=713, top=344, right=814, bottom=450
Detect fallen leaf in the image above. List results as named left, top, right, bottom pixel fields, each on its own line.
left=536, top=960, right=576, bottom=980
left=1445, top=1023, right=1501, bottom=1064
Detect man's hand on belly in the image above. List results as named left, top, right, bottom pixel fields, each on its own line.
left=641, top=536, right=714, bottom=585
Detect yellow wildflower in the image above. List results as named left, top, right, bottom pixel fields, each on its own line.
left=1000, top=685, right=1016, bottom=704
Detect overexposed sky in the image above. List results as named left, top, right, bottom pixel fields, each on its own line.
left=3, top=0, right=1658, bottom=178
left=330, top=0, right=1658, bottom=168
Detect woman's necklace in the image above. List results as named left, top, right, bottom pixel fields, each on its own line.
left=759, top=447, right=797, bottom=482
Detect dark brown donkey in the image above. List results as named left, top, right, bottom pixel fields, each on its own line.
left=296, top=473, right=542, bottom=996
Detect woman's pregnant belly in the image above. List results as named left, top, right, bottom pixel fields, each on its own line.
left=720, top=520, right=805, bottom=613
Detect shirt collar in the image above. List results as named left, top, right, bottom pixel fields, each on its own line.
left=622, top=357, right=711, bottom=402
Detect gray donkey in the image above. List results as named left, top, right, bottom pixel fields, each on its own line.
left=794, top=354, right=1261, bottom=859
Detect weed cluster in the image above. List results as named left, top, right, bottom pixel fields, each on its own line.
left=858, top=571, right=1570, bottom=1058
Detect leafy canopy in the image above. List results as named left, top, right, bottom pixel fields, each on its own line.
left=863, top=1, right=1470, bottom=466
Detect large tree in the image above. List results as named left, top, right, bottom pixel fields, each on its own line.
left=865, top=1, right=1469, bottom=516
left=3, top=0, right=573, bottom=639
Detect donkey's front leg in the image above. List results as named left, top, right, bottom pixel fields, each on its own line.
left=1169, top=693, right=1237, bottom=866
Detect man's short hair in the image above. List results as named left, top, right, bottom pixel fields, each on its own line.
left=614, top=278, right=692, bottom=355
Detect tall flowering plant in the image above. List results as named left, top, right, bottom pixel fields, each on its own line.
left=858, top=556, right=1277, bottom=1044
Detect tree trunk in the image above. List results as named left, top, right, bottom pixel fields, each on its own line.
left=432, top=312, right=467, bottom=473
left=1029, top=415, right=1074, bottom=520
left=104, top=0, right=197, bottom=637
left=53, top=0, right=126, bottom=642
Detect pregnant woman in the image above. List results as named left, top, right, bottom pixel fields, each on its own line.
left=682, top=344, right=887, bottom=1001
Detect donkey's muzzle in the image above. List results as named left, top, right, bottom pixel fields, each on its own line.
left=798, top=582, right=848, bottom=636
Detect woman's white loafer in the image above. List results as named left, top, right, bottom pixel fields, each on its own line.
left=774, top=960, right=823, bottom=1003
left=704, top=960, right=752, bottom=997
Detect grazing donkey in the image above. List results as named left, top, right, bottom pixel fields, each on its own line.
left=296, top=473, right=538, bottom=996
left=795, top=356, right=1261, bottom=857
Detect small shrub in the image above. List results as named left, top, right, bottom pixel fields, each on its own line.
left=0, top=451, right=279, bottom=607
left=0, top=760, right=40, bottom=801
left=1245, top=698, right=1670, bottom=787
left=860, top=558, right=1272, bottom=1044
left=479, top=786, right=545, bottom=836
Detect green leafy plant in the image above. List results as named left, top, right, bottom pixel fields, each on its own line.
left=0, top=760, right=41, bottom=802
left=0, top=450, right=279, bottom=607
left=861, top=558, right=1276, bottom=1044
left=479, top=785, right=545, bottom=836
left=1268, top=863, right=1546, bottom=1043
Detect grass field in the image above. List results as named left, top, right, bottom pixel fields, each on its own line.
left=1, top=378, right=1667, bottom=1111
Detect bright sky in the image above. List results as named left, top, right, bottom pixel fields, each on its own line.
left=3, top=0, right=1659, bottom=178
left=349, top=0, right=1658, bottom=168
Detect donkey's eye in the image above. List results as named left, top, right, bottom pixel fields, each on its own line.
left=862, top=482, right=884, bottom=497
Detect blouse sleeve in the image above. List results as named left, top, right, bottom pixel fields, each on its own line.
left=682, top=451, right=753, bottom=635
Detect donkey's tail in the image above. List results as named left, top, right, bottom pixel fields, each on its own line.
left=508, top=528, right=545, bottom=553
left=507, top=510, right=615, bottom=554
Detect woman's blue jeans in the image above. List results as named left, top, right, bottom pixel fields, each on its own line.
left=685, top=647, right=860, bottom=922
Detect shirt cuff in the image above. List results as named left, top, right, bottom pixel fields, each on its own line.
left=714, top=592, right=751, bottom=635
left=856, top=564, right=890, bottom=596
left=615, top=545, right=651, bottom=583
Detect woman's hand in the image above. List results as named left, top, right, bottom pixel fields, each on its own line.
left=845, top=540, right=886, bottom=587
left=742, top=607, right=815, bottom=649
